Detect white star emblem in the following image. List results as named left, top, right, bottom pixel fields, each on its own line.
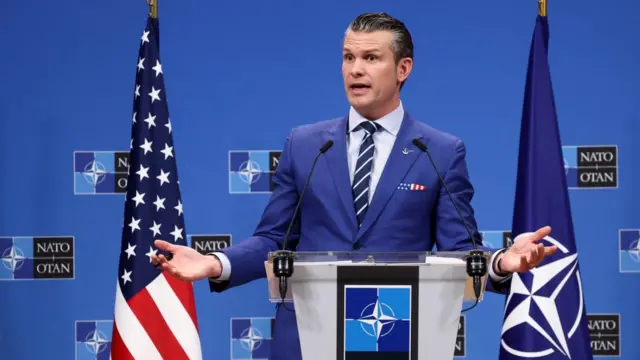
left=501, top=235, right=586, bottom=359
left=157, top=169, right=170, bottom=186
left=134, top=85, right=140, bottom=98
left=131, top=191, right=145, bottom=207
left=124, top=243, right=136, bottom=259
left=160, top=143, right=173, bottom=159
left=165, top=118, right=172, bottom=133
left=141, top=31, right=150, bottom=44
left=152, top=59, right=163, bottom=77
left=153, top=195, right=166, bottom=211
left=145, top=246, right=158, bottom=263
left=143, top=112, right=156, bottom=129
left=174, top=200, right=183, bottom=216
left=139, top=138, right=153, bottom=154
left=170, top=225, right=184, bottom=242
left=137, top=57, right=145, bottom=72
left=136, top=164, right=150, bottom=181
left=128, top=217, right=141, bottom=233
left=148, top=86, right=161, bottom=103
left=150, top=221, right=162, bottom=236
left=121, top=269, right=132, bottom=284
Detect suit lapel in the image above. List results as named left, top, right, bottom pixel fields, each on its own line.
left=356, top=113, right=424, bottom=240
left=322, top=117, right=358, bottom=228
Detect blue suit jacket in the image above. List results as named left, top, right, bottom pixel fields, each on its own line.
left=211, top=112, right=510, bottom=360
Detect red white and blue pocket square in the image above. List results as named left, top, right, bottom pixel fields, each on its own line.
left=397, top=183, right=427, bottom=191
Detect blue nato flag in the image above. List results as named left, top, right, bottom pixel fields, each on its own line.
left=498, top=13, right=594, bottom=360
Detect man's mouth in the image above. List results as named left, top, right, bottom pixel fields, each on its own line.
left=350, top=83, right=370, bottom=89
left=349, top=83, right=371, bottom=94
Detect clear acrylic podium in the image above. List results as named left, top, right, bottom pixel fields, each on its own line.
left=265, top=251, right=490, bottom=360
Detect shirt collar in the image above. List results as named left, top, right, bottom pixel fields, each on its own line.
left=348, top=101, right=404, bottom=136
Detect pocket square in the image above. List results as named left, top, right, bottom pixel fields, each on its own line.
left=397, top=183, right=427, bottom=191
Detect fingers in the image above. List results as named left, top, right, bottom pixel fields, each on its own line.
left=154, top=239, right=174, bottom=252
left=544, top=245, right=558, bottom=256
left=531, top=243, right=546, bottom=267
left=533, top=226, right=552, bottom=240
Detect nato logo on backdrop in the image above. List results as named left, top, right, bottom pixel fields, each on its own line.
left=587, top=313, right=621, bottom=356
left=230, top=317, right=274, bottom=359
left=188, top=234, right=232, bottom=255
left=75, top=320, right=112, bottom=360
left=619, top=229, right=640, bottom=273
left=562, top=145, right=618, bottom=189
left=74, top=151, right=129, bottom=194
left=229, top=150, right=281, bottom=194
left=0, top=236, right=74, bottom=280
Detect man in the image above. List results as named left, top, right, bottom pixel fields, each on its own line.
left=152, top=12, right=557, bottom=360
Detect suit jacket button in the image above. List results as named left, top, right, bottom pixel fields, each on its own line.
left=353, top=242, right=361, bottom=250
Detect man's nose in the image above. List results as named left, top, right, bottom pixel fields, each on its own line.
left=350, top=59, right=365, bottom=76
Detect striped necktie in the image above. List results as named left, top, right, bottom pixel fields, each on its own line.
left=352, top=121, right=382, bottom=226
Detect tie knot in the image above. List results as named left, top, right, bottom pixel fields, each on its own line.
left=357, top=121, right=382, bottom=135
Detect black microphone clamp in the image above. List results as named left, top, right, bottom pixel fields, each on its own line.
left=272, top=249, right=295, bottom=299
left=411, top=138, right=487, bottom=302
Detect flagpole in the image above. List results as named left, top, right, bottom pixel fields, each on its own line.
left=148, top=0, right=158, bottom=18
left=538, top=0, right=547, bottom=16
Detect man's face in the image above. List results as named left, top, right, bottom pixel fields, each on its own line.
left=342, top=29, right=411, bottom=118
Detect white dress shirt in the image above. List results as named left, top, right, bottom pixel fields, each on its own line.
left=211, top=102, right=507, bottom=282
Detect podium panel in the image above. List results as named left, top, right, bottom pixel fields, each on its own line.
left=266, top=251, right=489, bottom=360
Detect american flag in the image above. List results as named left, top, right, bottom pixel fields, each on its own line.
left=109, top=14, right=203, bottom=360
left=397, top=183, right=426, bottom=191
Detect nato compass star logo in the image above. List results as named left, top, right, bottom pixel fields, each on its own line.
left=500, top=235, right=587, bottom=358
left=228, top=151, right=281, bottom=194
left=344, top=286, right=411, bottom=354
left=357, top=299, right=398, bottom=339
left=1, top=245, right=25, bottom=273
left=230, top=317, right=272, bottom=359
left=75, top=320, right=112, bottom=360
left=239, top=326, right=264, bottom=353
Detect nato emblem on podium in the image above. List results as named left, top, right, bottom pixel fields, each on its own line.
left=337, top=265, right=419, bottom=360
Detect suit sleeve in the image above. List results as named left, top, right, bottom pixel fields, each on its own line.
left=434, top=139, right=511, bottom=294
left=209, top=129, right=300, bottom=292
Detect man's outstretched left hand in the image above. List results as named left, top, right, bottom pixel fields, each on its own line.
left=498, top=226, right=558, bottom=274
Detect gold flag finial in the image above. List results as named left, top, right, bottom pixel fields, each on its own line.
left=538, top=0, right=547, bottom=16
left=148, top=0, right=158, bottom=18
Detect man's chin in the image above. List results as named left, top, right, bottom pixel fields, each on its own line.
left=347, top=97, right=374, bottom=112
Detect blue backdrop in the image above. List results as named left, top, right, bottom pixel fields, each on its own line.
left=1, top=0, right=638, bottom=359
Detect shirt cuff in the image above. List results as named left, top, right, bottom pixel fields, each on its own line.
left=487, top=248, right=510, bottom=282
left=208, top=252, right=231, bottom=282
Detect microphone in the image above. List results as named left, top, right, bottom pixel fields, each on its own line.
left=411, top=138, right=487, bottom=307
left=272, top=139, right=334, bottom=304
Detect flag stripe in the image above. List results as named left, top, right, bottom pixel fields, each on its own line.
left=114, top=282, right=163, bottom=360
left=163, top=271, right=200, bottom=329
left=128, top=285, right=191, bottom=360
left=110, top=323, right=135, bottom=360
left=147, top=273, right=203, bottom=360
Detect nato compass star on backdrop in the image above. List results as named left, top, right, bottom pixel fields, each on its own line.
left=238, top=160, right=262, bottom=184
left=83, top=160, right=107, bottom=186
left=239, top=326, right=264, bottom=352
left=2, top=245, right=25, bottom=272
left=501, top=235, right=586, bottom=358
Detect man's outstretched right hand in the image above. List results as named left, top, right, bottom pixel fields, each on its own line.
left=151, top=239, right=222, bottom=282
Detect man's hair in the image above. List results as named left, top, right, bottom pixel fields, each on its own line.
left=346, top=12, right=414, bottom=64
